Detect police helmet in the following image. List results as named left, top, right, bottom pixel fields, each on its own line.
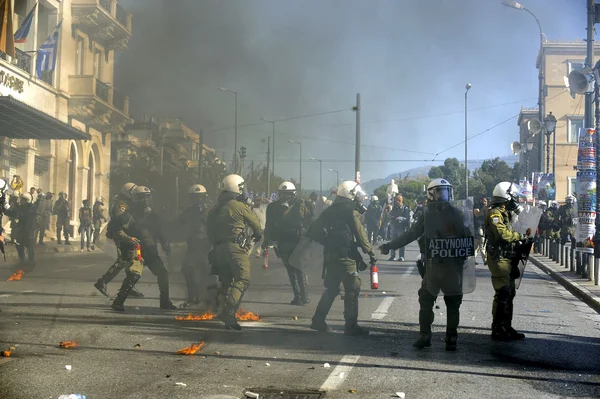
left=565, top=195, right=575, bottom=205
left=537, top=200, right=547, bottom=209
left=549, top=200, right=559, bottom=208
left=120, top=182, right=138, bottom=199
left=188, top=184, right=207, bottom=195
left=491, top=182, right=518, bottom=205
left=337, top=181, right=365, bottom=200
left=427, top=178, right=453, bottom=202
left=221, top=174, right=245, bottom=194
left=371, top=195, right=379, bottom=202
left=132, top=186, right=152, bottom=201
left=20, top=193, right=33, bottom=204
left=96, top=196, right=105, bottom=204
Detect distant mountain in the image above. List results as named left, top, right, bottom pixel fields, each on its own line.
left=361, top=155, right=519, bottom=194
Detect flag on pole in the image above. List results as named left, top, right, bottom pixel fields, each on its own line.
left=0, top=0, right=15, bottom=57
left=36, top=20, right=62, bottom=79
left=14, top=3, right=37, bottom=43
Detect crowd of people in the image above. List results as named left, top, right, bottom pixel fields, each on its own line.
left=0, top=172, right=543, bottom=351
left=0, top=175, right=107, bottom=270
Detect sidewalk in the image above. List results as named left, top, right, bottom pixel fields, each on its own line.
left=3, top=239, right=94, bottom=262
left=530, top=253, right=600, bottom=313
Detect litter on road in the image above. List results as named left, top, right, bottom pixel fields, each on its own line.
left=396, top=392, right=406, bottom=398
left=175, top=382, right=187, bottom=387
left=59, top=341, right=78, bottom=349
left=324, top=363, right=331, bottom=368
left=65, top=365, right=72, bottom=371
left=245, top=391, right=260, bottom=399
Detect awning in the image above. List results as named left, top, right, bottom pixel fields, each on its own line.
left=0, top=96, right=91, bottom=140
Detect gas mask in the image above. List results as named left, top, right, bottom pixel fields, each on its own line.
left=354, top=197, right=367, bottom=214
left=135, top=194, right=153, bottom=214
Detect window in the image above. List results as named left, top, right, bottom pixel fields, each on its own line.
left=568, top=176, right=577, bottom=197
left=93, top=49, right=103, bottom=79
left=75, top=36, right=85, bottom=75
left=568, top=61, right=585, bottom=74
left=568, top=118, right=584, bottom=143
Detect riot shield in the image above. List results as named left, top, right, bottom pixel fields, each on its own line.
left=511, top=205, right=543, bottom=289
left=424, top=199, right=476, bottom=296
left=288, top=236, right=324, bottom=273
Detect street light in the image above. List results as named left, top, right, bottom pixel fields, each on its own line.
left=544, top=111, right=557, bottom=175
left=502, top=0, right=545, bottom=175
left=288, top=140, right=302, bottom=190
left=219, top=87, right=238, bottom=174
left=465, top=83, right=471, bottom=199
left=310, top=157, right=323, bottom=197
left=261, top=117, right=276, bottom=180
left=328, top=168, right=339, bottom=189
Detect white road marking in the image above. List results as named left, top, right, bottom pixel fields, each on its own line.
left=0, top=290, right=34, bottom=298
left=0, top=294, right=11, bottom=298
left=54, top=264, right=97, bottom=272
left=319, top=354, right=360, bottom=391
left=371, top=297, right=394, bottom=320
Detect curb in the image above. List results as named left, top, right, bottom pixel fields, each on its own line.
left=529, top=254, right=600, bottom=314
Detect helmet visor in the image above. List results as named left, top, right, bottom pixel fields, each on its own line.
left=430, top=186, right=453, bottom=202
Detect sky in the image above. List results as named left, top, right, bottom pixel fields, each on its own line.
left=116, top=0, right=585, bottom=191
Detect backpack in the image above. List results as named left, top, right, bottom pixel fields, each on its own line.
left=321, top=202, right=354, bottom=257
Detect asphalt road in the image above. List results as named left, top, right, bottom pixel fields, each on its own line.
left=0, top=242, right=599, bottom=399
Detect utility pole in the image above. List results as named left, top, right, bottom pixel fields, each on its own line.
left=197, top=130, right=203, bottom=184
left=266, top=136, right=271, bottom=195
left=354, top=93, right=361, bottom=183
left=586, top=0, right=595, bottom=130
left=465, top=84, right=472, bottom=198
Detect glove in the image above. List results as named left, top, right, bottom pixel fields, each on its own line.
left=252, top=233, right=263, bottom=243
left=379, top=243, right=391, bottom=255
left=369, top=255, right=377, bottom=265
left=131, top=237, right=140, bottom=244
left=261, top=242, right=269, bottom=251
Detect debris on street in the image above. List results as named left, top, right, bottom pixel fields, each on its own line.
left=65, top=365, right=72, bottom=371
left=245, top=391, right=260, bottom=399
left=59, top=341, right=78, bottom=349
left=0, top=346, right=15, bottom=357
left=176, top=342, right=206, bottom=355
left=323, top=363, right=331, bottom=368
left=175, top=382, right=187, bottom=387
left=396, top=392, right=406, bottom=398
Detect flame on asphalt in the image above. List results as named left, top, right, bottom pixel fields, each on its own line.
left=59, top=341, right=78, bottom=349
left=7, top=270, right=24, bottom=281
left=175, top=312, right=217, bottom=321
left=176, top=342, right=205, bottom=355
left=1, top=346, right=15, bottom=357
left=236, top=309, right=262, bottom=321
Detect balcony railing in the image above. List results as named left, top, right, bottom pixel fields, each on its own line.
left=0, top=49, right=33, bottom=75
left=116, top=4, right=128, bottom=27
left=99, top=0, right=111, bottom=13
left=95, top=79, right=110, bottom=102
left=113, top=89, right=126, bottom=113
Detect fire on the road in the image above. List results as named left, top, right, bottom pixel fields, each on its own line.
left=59, top=341, right=78, bottom=349
left=236, top=309, right=262, bottom=321
left=175, top=309, right=262, bottom=321
left=1, top=346, right=15, bottom=357
left=176, top=342, right=205, bottom=355
left=7, top=270, right=24, bottom=281
left=175, top=312, right=218, bottom=321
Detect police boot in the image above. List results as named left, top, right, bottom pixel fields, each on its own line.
left=94, top=279, right=109, bottom=297
left=505, top=290, right=525, bottom=340
left=414, top=288, right=434, bottom=348
left=310, top=317, right=330, bottom=332
left=491, top=287, right=511, bottom=341
left=343, top=289, right=369, bottom=336
left=287, top=267, right=303, bottom=305
left=219, top=308, right=241, bottom=331
left=445, top=333, right=458, bottom=351
left=298, top=271, right=310, bottom=305
left=413, top=333, right=432, bottom=349
left=444, top=295, right=462, bottom=351
left=111, top=273, right=141, bottom=311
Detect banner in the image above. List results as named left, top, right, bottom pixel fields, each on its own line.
left=531, top=172, right=541, bottom=201
left=518, top=180, right=533, bottom=204
left=576, top=128, right=596, bottom=242
left=537, top=173, right=556, bottom=201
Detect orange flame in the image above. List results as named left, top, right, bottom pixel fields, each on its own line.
left=176, top=341, right=205, bottom=355
left=7, top=270, right=24, bottom=281
left=1, top=346, right=15, bottom=357
left=175, top=312, right=217, bottom=321
left=59, top=341, right=78, bottom=349
left=236, top=309, right=262, bottom=321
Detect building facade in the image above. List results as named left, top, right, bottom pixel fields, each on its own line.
left=517, top=41, right=600, bottom=203
left=0, top=0, right=131, bottom=236
left=111, top=118, right=225, bottom=218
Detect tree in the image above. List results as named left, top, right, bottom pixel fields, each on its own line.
left=471, top=157, right=516, bottom=200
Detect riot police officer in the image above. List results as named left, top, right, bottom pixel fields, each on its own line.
left=558, top=195, right=576, bottom=247
left=109, top=198, right=143, bottom=311
left=380, top=179, right=472, bottom=350
left=5, top=193, right=37, bottom=271
left=94, top=182, right=144, bottom=298
left=0, top=179, right=11, bottom=253
left=177, top=184, right=212, bottom=307
left=207, top=175, right=262, bottom=330
left=129, top=186, right=177, bottom=310
left=308, top=181, right=376, bottom=336
left=365, top=195, right=382, bottom=245
left=485, top=181, right=532, bottom=341
left=263, top=181, right=311, bottom=305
